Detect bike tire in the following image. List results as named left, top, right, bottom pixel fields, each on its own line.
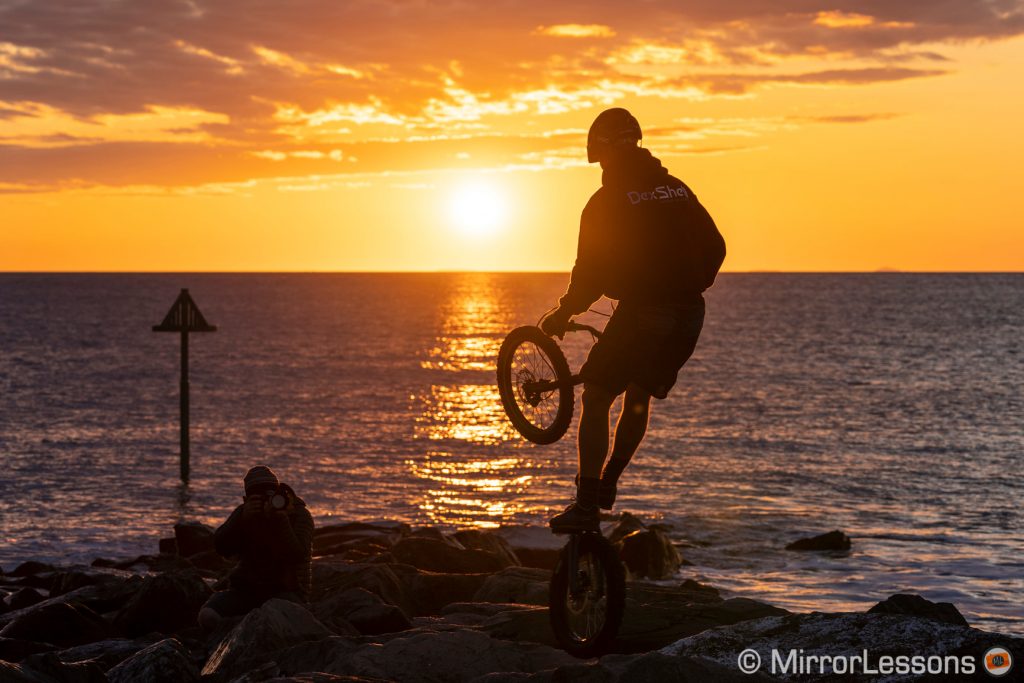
left=549, top=533, right=626, bottom=658
left=496, top=325, right=574, bottom=444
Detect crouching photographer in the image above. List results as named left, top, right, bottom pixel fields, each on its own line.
left=198, top=466, right=314, bottom=630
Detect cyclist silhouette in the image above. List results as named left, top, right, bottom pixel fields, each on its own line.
left=542, top=107, right=726, bottom=532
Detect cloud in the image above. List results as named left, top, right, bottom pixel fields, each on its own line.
left=0, top=0, right=1021, bottom=188
left=535, top=24, right=616, bottom=38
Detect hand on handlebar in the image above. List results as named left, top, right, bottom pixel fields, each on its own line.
left=540, top=308, right=572, bottom=339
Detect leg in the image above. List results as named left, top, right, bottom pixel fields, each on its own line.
left=549, top=382, right=615, bottom=532
left=578, top=382, right=617, bottom=479
left=605, top=383, right=652, bottom=480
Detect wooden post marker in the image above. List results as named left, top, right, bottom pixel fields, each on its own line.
left=153, top=289, right=217, bottom=483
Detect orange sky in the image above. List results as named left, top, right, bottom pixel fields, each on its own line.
left=2, top=2, right=1023, bottom=271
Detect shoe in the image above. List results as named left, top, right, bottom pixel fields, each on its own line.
left=549, top=502, right=600, bottom=533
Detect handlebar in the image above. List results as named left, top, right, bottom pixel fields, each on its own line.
left=567, top=320, right=602, bottom=338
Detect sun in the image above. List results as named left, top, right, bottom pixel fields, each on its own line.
left=448, top=180, right=507, bottom=237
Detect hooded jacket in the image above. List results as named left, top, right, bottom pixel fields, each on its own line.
left=558, top=147, right=726, bottom=315
left=213, top=484, right=314, bottom=601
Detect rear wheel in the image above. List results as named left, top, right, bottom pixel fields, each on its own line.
left=496, top=326, right=573, bottom=444
left=549, top=533, right=625, bottom=658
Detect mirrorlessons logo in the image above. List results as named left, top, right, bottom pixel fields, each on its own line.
left=627, top=184, right=690, bottom=205
left=984, top=647, right=1013, bottom=677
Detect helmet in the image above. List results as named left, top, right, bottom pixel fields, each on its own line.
left=587, top=107, right=642, bottom=163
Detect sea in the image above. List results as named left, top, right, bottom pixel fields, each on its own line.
left=0, top=273, right=1021, bottom=635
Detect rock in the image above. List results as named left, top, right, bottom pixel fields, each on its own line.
left=473, top=567, right=550, bottom=606
left=8, top=561, right=55, bottom=577
left=56, top=636, right=160, bottom=671
left=159, top=537, right=178, bottom=555
left=494, top=527, right=564, bottom=570
left=115, top=569, right=212, bottom=637
left=16, top=651, right=107, bottom=683
left=390, top=537, right=508, bottom=574
left=91, top=553, right=196, bottom=574
left=313, top=588, right=410, bottom=636
left=785, top=529, right=851, bottom=551
left=184, top=550, right=234, bottom=574
left=400, top=569, right=489, bottom=616
left=617, top=583, right=788, bottom=653
left=7, top=587, right=47, bottom=611
left=174, top=521, right=216, bottom=558
left=312, top=521, right=409, bottom=558
left=202, top=598, right=333, bottom=681
left=663, top=611, right=1024, bottom=682
left=0, top=661, right=38, bottom=683
left=868, top=593, right=969, bottom=626
left=0, top=580, right=143, bottom=632
left=107, top=637, right=199, bottom=683
left=275, top=628, right=576, bottom=681
left=452, top=530, right=521, bottom=568
left=49, top=565, right=135, bottom=597
left=617, top=528, right=682, bottom=580
left=479, top=606, right=556, bottom=648
left=311, top=562, right=410, bottom=611
left=605, top=512, right=646, bottom=545
left=0, top=600, right=111, bottom=647
left=0, top=636, right=54, bottom=662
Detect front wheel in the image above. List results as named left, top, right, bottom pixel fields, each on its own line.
left=496, top=326, right=574, bottom=444
left=549, top=533, right=625, bottom=658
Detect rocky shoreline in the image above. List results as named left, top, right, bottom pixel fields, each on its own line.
left=1, top=514, right=1020, bottom=682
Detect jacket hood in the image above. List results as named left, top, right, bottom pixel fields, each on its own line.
left=601, top=147, right=668, bottom=188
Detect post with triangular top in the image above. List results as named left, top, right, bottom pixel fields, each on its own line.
left=153, top=289, right=217, bottom=483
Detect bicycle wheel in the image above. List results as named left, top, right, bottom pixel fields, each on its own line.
left=496, top=326, right=574, bottom=444
left=549, top=533, right=626, bottom=658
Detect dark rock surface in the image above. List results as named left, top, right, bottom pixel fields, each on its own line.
left=107, top=637, right=199, bottom=683
left=3, top=516, right=1020, bottom=683
left=785, top=529, right=852, bottom=551
left=115, top=569, right=212, bottom=636
left=868, top=592, right=969, bottom=626
left=173, top=521, right=216, bottom=558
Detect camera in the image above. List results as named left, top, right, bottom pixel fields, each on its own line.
left=267, top=486, right=290, bottom=511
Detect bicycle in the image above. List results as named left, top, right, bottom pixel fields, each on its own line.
left=496, top=320, right=626, bottom=658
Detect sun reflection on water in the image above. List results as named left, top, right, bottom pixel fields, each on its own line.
left=407, top=451, right=542, bottom=527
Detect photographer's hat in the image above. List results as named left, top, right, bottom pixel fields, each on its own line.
left=244, top=465, right=279, bottom=494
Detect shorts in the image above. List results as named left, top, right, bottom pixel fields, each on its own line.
left=202, top=588, right=303, bottom=618
left=579, top=297, right=705, bottom=399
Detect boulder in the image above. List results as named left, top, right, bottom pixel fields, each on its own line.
left=0, top=600, right=111, bottom=647
left=49, top=565, right=135, bottom=597
left=617, top=528, right=682, bottom=580
left=7, top=587, right=46, bottom=611
left=174, top=521, right=216, bottom=557
left=56, top=636, right=159, bottom=671
left=115, top=569, right=212, bottom=636
left=8, top=561, right=55, bottom=577
left=662, top=610, right=1024, bottom=681
left=390, top=537, right=508, bottom=574
left=311, top=562, right=410, bottom=611
left=313, top=587, right=410, bottom=636
left=0, top=661, right=38, bottom=682
left=617, top=583, right=788, bottom=653
left=0, top=581, right=142, bottom=631
left=785, top=530, right=851, bottom=551
left=473, top=567, right=550, bottom=606
left=867, top=593, right=969, bottom=626
left=107, top=638, right=199, bottom=683
left=202, top=598, right=333, bottom=681
left=479, top=606, right=556, bottom=648
left=15, top=651, right=107, bottom=683
left=399, top=569, right=490, bottom=616
left=604, top=512, right=646, bottom=546
left=0, top=636, right=54, bottom=662
left=312, top=520, right=409, bottom=558
left=494, top=527, right=564, bottom=570
left=452, top=530, right=521, bottom=568
left=183, top=550, right=234, bottom=574
left=158, top=537, right=178, bottom=555
left=276, top=628, right=577, bottom=681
